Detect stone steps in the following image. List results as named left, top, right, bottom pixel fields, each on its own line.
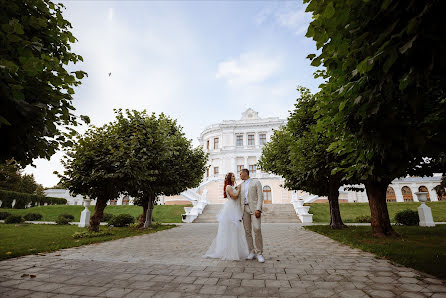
left=194, top=204, right=300, bottom=223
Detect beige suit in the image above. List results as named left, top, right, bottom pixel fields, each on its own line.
left=239, top=178, right=263, bottom=255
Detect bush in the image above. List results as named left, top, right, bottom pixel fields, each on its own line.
left=5, top=215, right=24, bottom=224
left=0, top=189, right=67, bottom=209
left=0, top=211, right=11, bottom=220
left=355, top=215, right=372, bottom=223
left=56, top=215, right=71, bottom=225
left=395, top=209, right=419, bottom=226
left=102, top=213, right=114, bottom=222
left=72, top=230, right=113, bottom=239
left=108, top=214, right=135, bottom=227
left=59, top=214, right=75, bottom=221
left=23, top=213, right=43, bottom=221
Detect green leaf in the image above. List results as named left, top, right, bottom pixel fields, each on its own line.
left=323, top=2, right=335, bottom=19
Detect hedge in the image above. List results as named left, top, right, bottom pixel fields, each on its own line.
left=0, top=190, right=67, bottom=209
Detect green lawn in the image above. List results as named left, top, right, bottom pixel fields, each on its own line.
left=0, top=223, right=176, bottom=261
left=305, top=225, right=446, bottom=279
left=0, top=204, right=191, bottom=223
left=307, top=201, right=446, bottom=223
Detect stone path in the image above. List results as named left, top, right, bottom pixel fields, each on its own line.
left=1, top=223, right=445, bottom=298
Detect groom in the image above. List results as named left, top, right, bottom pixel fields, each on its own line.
left=239, top=168, right=264, bottom=263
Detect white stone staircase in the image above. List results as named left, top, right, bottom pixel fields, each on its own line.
left=193, top=204, right=301, bottom=223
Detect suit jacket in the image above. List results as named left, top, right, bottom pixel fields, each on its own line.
left=239, top=178, right=263, bottom=214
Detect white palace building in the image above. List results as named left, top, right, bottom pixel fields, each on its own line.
left=162, top=108, right=445, bottom=207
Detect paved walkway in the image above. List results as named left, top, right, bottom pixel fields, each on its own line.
left=0, top=223, right=445, bottom=298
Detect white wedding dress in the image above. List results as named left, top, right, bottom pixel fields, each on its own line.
left=203, top=186, right=249, bottom=260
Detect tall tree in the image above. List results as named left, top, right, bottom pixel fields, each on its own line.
left=259, top=87, right=350, bottom=229
left=305, top=0, right=446, bottom=237
left=58, top=125, right=123, bottom=232
left=112, top=110, right=208, bottom=227
left=0, top=0, right=89, bottom=167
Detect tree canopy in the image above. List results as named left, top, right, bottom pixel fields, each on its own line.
left=59, top=109, right=208, bottom=230
left=304, top=0, right=446, bottom=236
left=259, top=87, right=349, bottom=228
left=0, top=0, right=89, bottom=167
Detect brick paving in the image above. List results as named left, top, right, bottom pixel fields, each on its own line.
left=1, top=223, right=445, bottom=297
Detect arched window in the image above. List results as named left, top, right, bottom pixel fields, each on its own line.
left=122, top=196, right=130, bottom=206
left=401, top=186, right=413, bottom=202
left=418, top=186, right=430, bottom=201
left=386, top=187, right=396, bottom=202
left=435, top=185, right=446, bottom=201
left=263, top=186, right=272, bottom=204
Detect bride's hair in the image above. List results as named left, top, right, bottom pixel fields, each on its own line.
left=223, top=172, right=234, bottom=198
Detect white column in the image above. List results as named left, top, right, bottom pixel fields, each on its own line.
left=428, top=183, right=438, bottom=201
left=394, top=184, right=404, bottom=202
left=231, top=156, right=236, bottom=174
left=244, top=156, right=248, bottom=169
left=410, top=184, right=419, bottom=202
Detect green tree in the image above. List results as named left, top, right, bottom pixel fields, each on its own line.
left=0, top=160, right=22, bottom=192
left=113, top=110, right=208, bottom=227
left=259, top=87, right=350, bottom=229
left=0, top=0, right=89, bottom=167
left=304, top=0, right=446, bottom=237
left=58, top=125, right=123, bottom=232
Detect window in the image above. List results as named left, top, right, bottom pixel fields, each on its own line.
left=122, top=196, right=130, bottom=205
left=248, top=134, right=255, bottom=146
left=214, top=138, right=219, bottom=149
left=236, top=135, right=243, bottom=147
left=418, top=186, right=430, bottom=201
left=386, top=187, right=396, bottom=202
left=263, top=186, right=272, bottom=203
left=237, top=165, right=243, bottom=174
left=249, top=165, right=256, bottom=173
left=259, top=134, right=266, bottom=146
left=401, top=186, right=413, bottom=202
left=214, top=167, right=219, bottom=175
left=206, top=140, right=209, bottom=149
left=206, top=168, right=209, bottom=177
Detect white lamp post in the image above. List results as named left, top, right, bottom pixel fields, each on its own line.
left=415, top=192, right=435, bottom=227
left=79, top=197, right=91, bottom=228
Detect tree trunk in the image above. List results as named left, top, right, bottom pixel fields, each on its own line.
left=139, top=202, right=148, bottom=224
left=144, top=195, right=155, bottom=228
left=364, top=178, right=399, bottom=238
left=89, top=198, right=107, bottom=232
left=328, top=178, right=347, bottom=229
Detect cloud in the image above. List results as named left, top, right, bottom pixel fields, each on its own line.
left=254, top=3, right=311, bottom=36
left=216, top=52, right=281, bottom=85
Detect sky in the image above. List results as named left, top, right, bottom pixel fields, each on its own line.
left=24, top=0, right=323, bottom=187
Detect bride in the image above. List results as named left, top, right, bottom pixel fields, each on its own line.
left=203, top=172, right=249, bottom=260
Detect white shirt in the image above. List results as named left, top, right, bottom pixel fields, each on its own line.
left=244, top=178, right=251, bottom=204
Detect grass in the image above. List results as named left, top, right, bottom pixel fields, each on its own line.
left=305, top=225, right=446, bottom=279
left=0, top=204, right=192, bottom=223
left=307, top=201, right=446, bottom=223
left=0, top=223, right=176, bottom=261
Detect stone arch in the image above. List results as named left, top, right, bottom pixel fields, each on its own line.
left=418, top=186, right=430, bottom=201
left=435, top=185, right=446, bottom=201
left=401, top=186, right=413, bottom=202
left=263, top=185, right=272, bottom=204
left=386, top=187, right=396, bottom=202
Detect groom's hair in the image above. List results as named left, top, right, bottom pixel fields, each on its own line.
left=241, top=168, right=249, bottom=175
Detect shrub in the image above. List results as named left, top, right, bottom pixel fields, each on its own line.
left=59, top=214, right=75, bottom=221
left=0, top=189, right=67, bottom=209
left=0, top=212, right=11, bottom=220
left=102, top=213, right=114, bottom=222
left=56, top=215, right=71, bottom=225
left=5, top=215, right=24, bottom=224
left=108, top=214, right=135, bottom=227
left=23, top=213, right=43, bottom=221
left=72, top=231, right=113, bottom=239
left=355, top=215, right=372, bottom=223
left=395, top=209, right=419, bottom=226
